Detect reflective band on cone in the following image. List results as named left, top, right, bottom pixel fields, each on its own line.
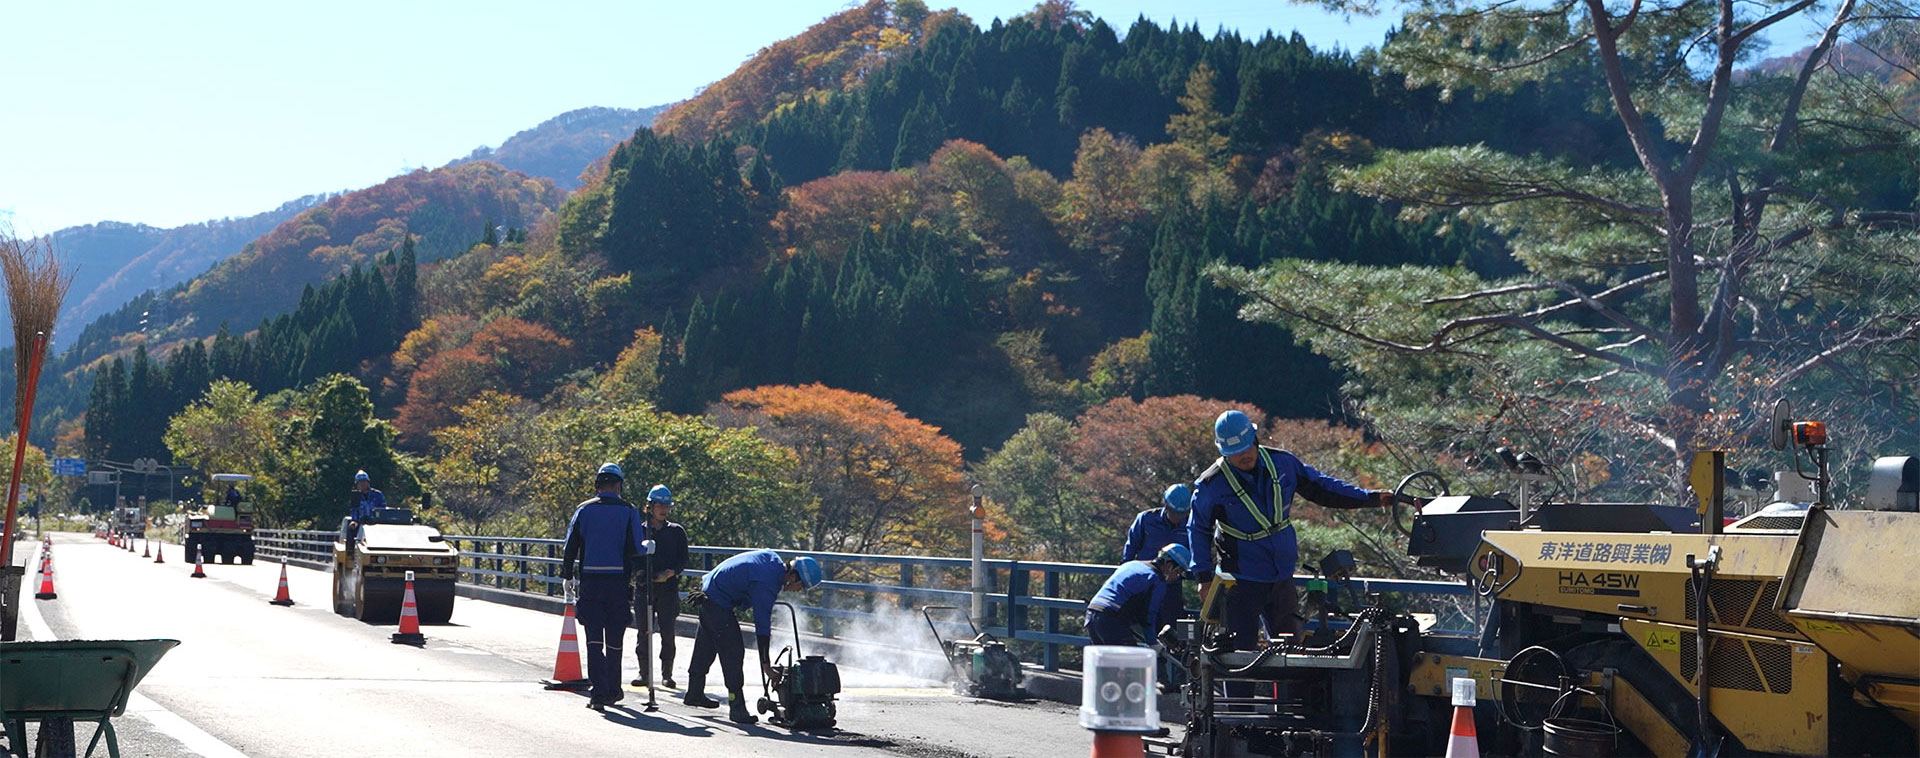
left=269, top=562, right=295, bottom=606
left=542, top=603, right=589, bottom=690
left=34, top=551, right=57, bottom=599
left=391, top=570, right=426, bottom=646
left=1445, top=677, right=1479, bottom=758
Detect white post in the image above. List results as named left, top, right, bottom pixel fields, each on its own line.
left=969, top=484, right=986, bottom=624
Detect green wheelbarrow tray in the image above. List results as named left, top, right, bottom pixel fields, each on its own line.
left=1, top=639, right=181, bottom=758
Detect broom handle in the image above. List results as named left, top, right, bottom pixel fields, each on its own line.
left=0, top=333, right=47, bottom=568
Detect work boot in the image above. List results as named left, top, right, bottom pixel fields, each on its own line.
left=681, top=675, right=719, bottom=708
left=662, top=676, right=678, bottom=690
left=728, top=692, right=758, bottom=725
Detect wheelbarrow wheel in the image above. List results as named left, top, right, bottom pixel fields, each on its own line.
left=34, top=715, right=75, bottom=758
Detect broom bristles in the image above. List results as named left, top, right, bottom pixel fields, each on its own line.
left=1, top=225, right=75, bottom=425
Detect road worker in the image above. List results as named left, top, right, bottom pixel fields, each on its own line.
left=558, top=462, right=651, bottom=710
left=1188, top=409, right=1417, bottom=649
left=631, top=483, right=688, bottom=690
left=1122, top=483, right=1192, bottom=561
left=1085, top=543, right=1193, bottom=646
left=341, top=470, right=387, bottom=550
left=683, top=549, right=822, bottom=724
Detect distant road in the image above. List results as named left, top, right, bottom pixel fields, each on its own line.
left=22, top=533, right=1089, bottom=758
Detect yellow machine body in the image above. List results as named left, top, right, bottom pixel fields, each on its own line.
left=1466, top=509, right=1920, bottom=755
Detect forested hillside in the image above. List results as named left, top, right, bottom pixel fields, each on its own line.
left=38, top=0, right=1915, bottom=569
left=452, top=106, right=668, bottom=190
left=46, top=196, right=325, bottom=349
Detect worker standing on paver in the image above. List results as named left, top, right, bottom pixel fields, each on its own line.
left=1189, top=410, right=1412, bottom=649
left=1122, top=483, right=1192, bottom=561
left=1085, top=543, right=1193, bottom=646
left=683, top=549, right=822, bottom=724
left=559, top=463, right=650, bottom=710
left=632, top=484, right=688, bottom=690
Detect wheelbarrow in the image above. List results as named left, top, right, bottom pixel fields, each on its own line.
left=1, top=639, right=180, bottom=758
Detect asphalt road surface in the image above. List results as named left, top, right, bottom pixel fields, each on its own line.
left=13, top=532, right=1094, bottom=758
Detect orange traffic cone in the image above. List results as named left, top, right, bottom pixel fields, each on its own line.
left=190, top=546, right=207, bottom=578
left=542, top=603, right=589, bottom=690
left=34, top=552, right=57, bottom=599
left=391, top=570, right=426, bottom=646
left=142, top=539, right=151, bottom=558
left=269, top=562, right=295, bottom=606
left=154, top=539, right=166, bottom=564
left=1444, top=677, right=1479, bottom=758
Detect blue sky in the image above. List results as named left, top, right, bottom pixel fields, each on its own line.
left=0, top=1, right=1824, bottom=234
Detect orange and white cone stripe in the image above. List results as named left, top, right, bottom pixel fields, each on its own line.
left=543, top=602, right=589, bottom=690
left=1444, top=677, right=1479, bottom=758
left=391, top=570, right=426, bottom=645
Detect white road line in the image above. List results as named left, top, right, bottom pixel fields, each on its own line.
left=20, top=543, right=251, bottom=758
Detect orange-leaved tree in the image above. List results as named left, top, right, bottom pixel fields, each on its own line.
left=710, top=384, right=969, bottom=555
left=1067, top=395, right=1270, bottom=545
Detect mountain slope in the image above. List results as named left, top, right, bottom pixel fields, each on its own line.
left=48, top=196, right=323, bottom=348
left=452, top=105, right=667, bottom=190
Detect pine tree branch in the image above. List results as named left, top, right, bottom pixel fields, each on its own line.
left=1584, top=0, right=1672, bottom=186
left=1767, top=0, right=1856, bottom=153
left=1771, top=318, right=1920, bottom=387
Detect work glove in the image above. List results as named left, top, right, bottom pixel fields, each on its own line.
left=685, top=589, right=708, bottom=610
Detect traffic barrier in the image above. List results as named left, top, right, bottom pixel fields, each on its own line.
left=191, top=546, right=207, bottom=578
left=391, top=570, right=426, bottom=646
left=34, top=551, right=57, bottom=600
left=269, top=562, right=295, bottom=606
left=541, top=602, right=588, bottom=690
left=1444, top=677, right=1479, bottom=758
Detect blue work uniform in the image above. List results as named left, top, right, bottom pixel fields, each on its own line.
left=1187, top=447, right=1371, bottom=648
left=1084, top=560, right=1182, bottom=646
left=690, top=549, right=787, bottom=693
left=1121, top=508, right=1188, bottom=563
left=561, top=493, right=648, bottom=704
left=349, top=488, right=387, bottom=521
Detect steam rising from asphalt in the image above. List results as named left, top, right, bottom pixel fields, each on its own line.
left=775, top=602, right=970, bottom=688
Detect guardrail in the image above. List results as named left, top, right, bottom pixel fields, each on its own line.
left=255, top=529, right=1474, bottom=671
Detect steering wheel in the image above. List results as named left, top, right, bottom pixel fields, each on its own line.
left=1390, top=470, right=1450, bottom=536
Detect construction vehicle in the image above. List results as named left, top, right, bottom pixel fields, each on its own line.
left=112, top=497, right=147, bottom=539
left=1155, top=400, right=1920, bottom=756
left=184, top=474, right=256, bottom=564
left=331, top=505, right=458, bottom=624
left=923, top=604, right=1027, bottom=699
left=758, top=600, right=840, bottom=730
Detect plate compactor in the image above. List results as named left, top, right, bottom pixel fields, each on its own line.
left=923, top=605, right=1027, bottom=700
left=757, top=601, right=841, bottom=730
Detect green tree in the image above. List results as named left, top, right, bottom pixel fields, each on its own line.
left=971, top=413, right=1100, bottom=560
left=163, top=380, right=289, bottom=518
left=279, top=375, right=419, bottom=527
left=1166, top=62, right=1229, bottom=165
left=1217, top=0, right=1920, bottom=489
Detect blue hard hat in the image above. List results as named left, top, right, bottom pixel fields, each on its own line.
left=1156, top=543, right=1195, bottom=571
left=596, top=462, right=624, bottom=480
left=1214, top=410, right=1257, bottom=456
left=354, top=470, right=370, bottom=482
left=648, top=484, right=673, bottom=504
left=1163, top=483, right=1192, bottom=512
left=791, top=556, right=823, bottom=589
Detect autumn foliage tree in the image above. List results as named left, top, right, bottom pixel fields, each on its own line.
left=396, top=317, right=576, bottom=445
left=710, top=384, right=968, bottom=555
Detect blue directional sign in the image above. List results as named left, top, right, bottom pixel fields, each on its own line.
left=51, top=457, right=86, bottom=476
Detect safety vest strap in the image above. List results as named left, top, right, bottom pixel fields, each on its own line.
left=1216, top=450, right=1290, bottom=541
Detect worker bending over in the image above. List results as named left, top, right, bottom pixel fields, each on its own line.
left=559, top=462, right=650, bottom=710
left=683, top=549, right=822, bottom=723
left=1086, top=543, right=1193, bottom=646
left=1189, top=410, right=1417, bottom=649
left=1122, top=483, right=1192, bottom=561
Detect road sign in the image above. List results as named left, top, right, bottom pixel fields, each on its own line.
left=52, top=457, right=86, bottom=476
left=87, top=471, right=117, bottom=486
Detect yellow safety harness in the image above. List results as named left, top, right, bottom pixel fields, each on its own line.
left=1215, top=448, right=1291, bottom=541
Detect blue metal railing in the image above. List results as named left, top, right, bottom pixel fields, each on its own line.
left=254, top=529, right=1473, bottom=671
